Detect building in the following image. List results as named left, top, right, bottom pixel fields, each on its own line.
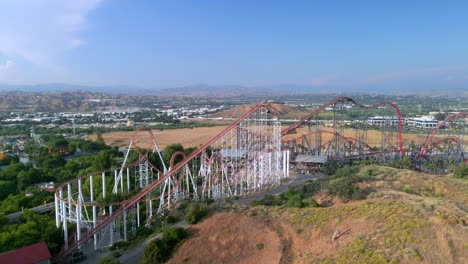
left=294, top=155, right=328, bottom=174
left=367, top=116, right=399, bottom=126
left=0, top=241, right=52, bottom=264
left=407, top=117, right=439, bottom=129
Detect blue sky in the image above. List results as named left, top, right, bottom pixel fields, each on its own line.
left=0, top=0, right=467, bottom=90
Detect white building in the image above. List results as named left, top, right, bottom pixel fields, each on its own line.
left=407, top=117, right=439, bottom=129
left=367, top=116, right=399, bottom=126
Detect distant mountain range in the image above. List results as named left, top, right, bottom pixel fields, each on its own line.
left=0, top=83, right=465, bottom=96
left=0, top=83, right=153, bottom=94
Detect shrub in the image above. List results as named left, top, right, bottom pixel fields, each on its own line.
left=281, top=187, right=299, bottom=200
left=322, top=161, right=344, bottom=175
left=252, top=194, right=284, bottom=206
left=453, top=163, right=468, bottom=179
left=162, top=227, right=188, bottom=248
left=142, top=227, right=188, bottom=264
left=136, top=226, right=153, bottom=237
left=166, top=215, right=179, bottom=224
left=97, top=256, right=120, bottom=264
left=255, top=243, right=264, bottom=250
left=327, top=177, right=363, bottom=201
left=285, top=194, right=305, bottom=208
left=143, top=239, right=168, bottom=264
left=185, top=202, right=208, bottom=224
left=334, top=165, right=357, bottom=179
left=303, top=198, right=321, bottom=207
left=402, top=185, right=415, bottom=194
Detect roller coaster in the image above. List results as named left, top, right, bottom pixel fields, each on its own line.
left=54, top=97, right=466, bottom=261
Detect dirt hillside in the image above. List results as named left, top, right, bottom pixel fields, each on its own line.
left=168, top=167, right=468, bottom=263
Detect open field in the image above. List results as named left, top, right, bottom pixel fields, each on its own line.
left=91, top=125, right=455, bottom=150
left=284, top=127, right=437, bottom=147
left=89, top=126, right=227, bottom=149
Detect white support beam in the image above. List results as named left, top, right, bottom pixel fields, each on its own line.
left=102, top=172, right=106, bottom=199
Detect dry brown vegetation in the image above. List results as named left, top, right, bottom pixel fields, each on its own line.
left=283, top=127, right=436, bottom=147
left=95, top=126, right=444, bottom=150
left=168, top=167, right=468, bottom=263
left=89, top=126, right=227, bottom=149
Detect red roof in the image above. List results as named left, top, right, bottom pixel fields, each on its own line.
left=0, top=241, right=52, bottom=264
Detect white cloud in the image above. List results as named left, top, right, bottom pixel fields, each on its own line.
left=0, top=60, right=14, bottom=80
left=0, top=60, right=14, bottom=72
left=0, top=0, right=104, bottom=74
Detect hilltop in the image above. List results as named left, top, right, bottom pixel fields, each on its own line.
left=166, top=166, right=467, bottom=263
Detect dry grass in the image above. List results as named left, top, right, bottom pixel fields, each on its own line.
left=93, top=125, right=451, bottom=150
left=88, top=126, right=227, bottom=149
left=283, top=127, right=438, bottom=147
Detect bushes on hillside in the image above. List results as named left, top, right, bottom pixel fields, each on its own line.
left=251, top=184, right=321, bottom=208
left=185, top=202, right=208, bottom=224
left=285, top=194, right=305, bottom=208
left=322, top=161, right=344, bottom=175
left=143, top=238, right=169, bottom=264
left=162, top=227, right=188, bottom=248
left=325, top=165, right=364, bottom=201
left=327, top=176, right=363, bottom=201
left=453, top=163, right=467, bottom=179
left=142, top=227, right=187, bottom=264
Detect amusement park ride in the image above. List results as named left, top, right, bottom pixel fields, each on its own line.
left=53, top=97, right=466, bottom=260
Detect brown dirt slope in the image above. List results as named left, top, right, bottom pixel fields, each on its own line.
left=168, top=213, right=282, bottom=264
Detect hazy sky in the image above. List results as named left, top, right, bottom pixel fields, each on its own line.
left=0, top=0, right=467, bottom=90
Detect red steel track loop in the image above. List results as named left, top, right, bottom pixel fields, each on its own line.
left=282, top=129, right=372, bottom=150
left=281, top=97, right=405, bottom=157
left=420, top=137, right=458, bottom=160
left=417, top=112, right=467, bottom=160
left=57, top=103, right=267, bottom=259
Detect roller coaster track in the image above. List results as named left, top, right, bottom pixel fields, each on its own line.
left=56, top=99, right=464, bottom=259
left=281, top=97, right=404, bottom=156
left=282, top=129, right=372, bottom=150
left=417, top=112, right=467, bottom=160
left=56, top=103, right=267, bottom=259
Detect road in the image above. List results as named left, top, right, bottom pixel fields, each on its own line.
left=6, top=202, right=55, bottom=221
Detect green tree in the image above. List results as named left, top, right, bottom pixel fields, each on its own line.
left=96, top=132, right=105, bottom=145
left=93, top=149, right=115, bottom=171
left=0, top=181, right=16, bottom=200
left=327, top=177, right=363, bottom=202
left=163, top=144, right=185, bottom=166
left=322, top=161, right=343, bottom=176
